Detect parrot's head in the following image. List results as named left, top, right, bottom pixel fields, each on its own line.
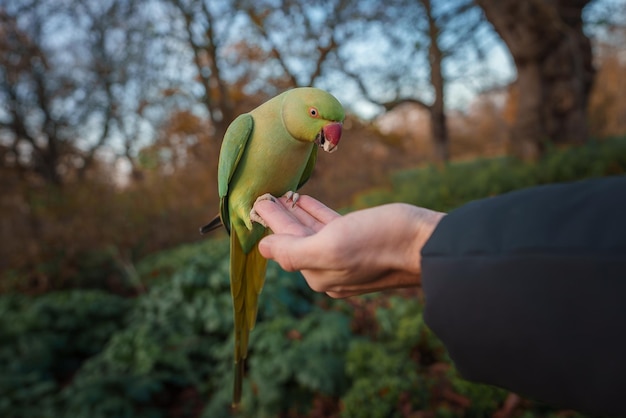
left=282, top=87, right=345, bottom=153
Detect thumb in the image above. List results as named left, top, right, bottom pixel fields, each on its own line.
left=257, top=234, right=277, bottom=259
left=258, top=234, right=309, bottom=272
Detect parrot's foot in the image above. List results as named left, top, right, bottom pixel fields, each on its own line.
left=250, top=193, right=276, bottom=228
left=284, top=191, right=300, bottom=208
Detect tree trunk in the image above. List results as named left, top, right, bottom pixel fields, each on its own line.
left=431, top=106, right=449, bottom=162
left=34, top=146, right=62, bottom=186
left=422, top=0, right=450, bottom=163
left=477, top=0, right=594, bottom=159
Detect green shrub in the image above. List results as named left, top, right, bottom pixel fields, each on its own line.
left=58, top=239, right=232, bottom=418
left=342, top=296, right=510, bottom=418
left=13, top=237, right=332, bottom=418
left=202, top=306, right=352, bottom=418
left=352, top=137, right=626, bottom=211
left=0, top=290, right=131, bottom=418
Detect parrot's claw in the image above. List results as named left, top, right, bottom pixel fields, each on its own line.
left=250, top=193, right=276, bottom=228
left=284, top=191, right=300, bottom=208
left=249, top=209, right=267, bottom=228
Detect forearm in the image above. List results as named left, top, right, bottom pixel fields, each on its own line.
left=420, top=176, right=626, bottom=416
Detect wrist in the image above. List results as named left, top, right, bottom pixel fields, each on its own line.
left=403, top=205, right=445, bottom=277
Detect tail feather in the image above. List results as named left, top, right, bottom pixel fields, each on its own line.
left=199, top=214, right=223, bottom=234
left=233, top=361, right=244, bottom=411
left=230, top=227, right=268, bottom=407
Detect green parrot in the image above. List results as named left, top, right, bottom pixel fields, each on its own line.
left=200, top=87, right=345, bottom=407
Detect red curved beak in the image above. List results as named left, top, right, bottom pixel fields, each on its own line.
left=323, top=122, right=342, bottom=147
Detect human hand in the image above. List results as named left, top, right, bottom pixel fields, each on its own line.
left=253, top=195, right=445, bottom=298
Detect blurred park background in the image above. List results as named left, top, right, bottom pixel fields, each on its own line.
left=1, top=0, right=625, bottom=417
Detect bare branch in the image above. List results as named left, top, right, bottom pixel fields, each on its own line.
left=243, top=6, right=299, bottom=87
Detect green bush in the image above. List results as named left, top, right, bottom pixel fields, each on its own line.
left=0, top=290, right=131, bottom=418
left=58, top=239, right=232, bottom=418
left=351, top=137, right=626, bottom=211
left=0, top=236, right=343, bottom=418
left=342, top=296, right=509, bottom=418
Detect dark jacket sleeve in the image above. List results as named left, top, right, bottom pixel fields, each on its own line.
left=421, top=176, right=626, bottom=417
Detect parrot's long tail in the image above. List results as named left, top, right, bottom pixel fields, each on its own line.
left=230, top=228, right=268, bottom=408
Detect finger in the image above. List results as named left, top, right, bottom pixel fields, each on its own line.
left=325, top=290, right=361, bottom=299
left=273, top=197, right=327, bottom=232
left=258, top=234, right=320, bottom=272
left=253, top=199, right=313, bottom=236
left=298, top=271, right=376, bottom=298
left=287, top=195, right=340, bottom=224
left=322, top=271, right=420, bottom=298
left=275, top=195, right=340, bottom=232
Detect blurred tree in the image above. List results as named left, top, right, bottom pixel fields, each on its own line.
left=164, top=0, right=239, bottom=139
left=589, top=44, right=626, bottom=138
left=0, top=5, right=69, bottom=185
left=163, top=0, right=379, bottom=136
left=585, top=1, right=626, bottom=139
left=239, top=0, right=363, bottom=89
left=158, top=0, right=515, bottom=166
left=339, top=0, right=492, bottom=163
left=0, top=0, right=167, bottom=185
left=476, top=0, right=595, bottom=159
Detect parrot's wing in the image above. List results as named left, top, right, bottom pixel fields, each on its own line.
left=297, top=145, right=318, bottom=190
left=218, top=113, right=254, bottom=198
left=217, top=113, right=254, bottom=231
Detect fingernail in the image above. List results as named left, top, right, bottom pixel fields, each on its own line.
left=258, top=238, right=272, bottom=258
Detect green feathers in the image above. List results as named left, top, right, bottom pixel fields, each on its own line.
left=229, top=227, right=267, bottom=406
left=214, top=87, right=344, bottom=407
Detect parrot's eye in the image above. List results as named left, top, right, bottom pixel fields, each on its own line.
left=308, top=107, right=319, bottom=118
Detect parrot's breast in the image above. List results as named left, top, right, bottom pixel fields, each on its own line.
left=227, top=123, right=313, bottom=249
